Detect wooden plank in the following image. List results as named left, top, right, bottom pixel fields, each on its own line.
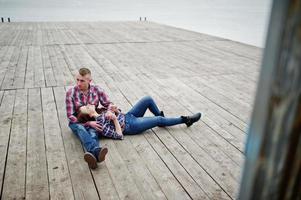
left=59, top=45, right=79, bottom=77
left=47, top=45, right=66, bottom=86
left=101, top=139, right=144, bottom=200
left=0, top=90, right=16, bottom=196
left=9, top=30, right=22, bottom=46
left=41, top=46, right=57, bottom=87
left=0, top=91, right=4, bottom=104
left=128, top=134, right=191, bottom=200
left=2, top=89, right=27, bottom=200
left=33, top=46, right=46, bottom=88
left=41, top=87, right=74, bottom=199
left=167, top=40, right=258, bottom=76
left=193, top=74, right=255, bottom=106
left=1, top=46, right=21, bottom=90
left=26, top=88, right=49, bottom=199
left=0, top=47, right=17, bottom=89
left=77, top=44, right=123, bottom=83
left=113, top=138, right=168, bottom=200
left=24, top=46, right=35, bottom=88
left=54, top=45, right=74, bottom=85
left=0, top=46, right=9, bottom=64
left=13, top=46, right=29, bottom=89
left=90, top=44, right=137, bottom=82
left=53, top=86, right=103, bottom=200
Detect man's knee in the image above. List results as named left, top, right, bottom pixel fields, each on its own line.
left=69, top=123, right=87, bottom=133
left=87, top=128, right=98, bottom=139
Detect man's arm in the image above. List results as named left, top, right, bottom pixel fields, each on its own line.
left=66, top=88, right=78, bottom=123
left=96, top=86, right=115, bottom=109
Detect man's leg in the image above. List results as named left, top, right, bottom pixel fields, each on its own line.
left=127, top=96, right=162, bottom=117
left=86, top=127, right=108, bottom=163
left=69, top=123, right=100, bottom=153
left=69, top=123, right=106, bottom=169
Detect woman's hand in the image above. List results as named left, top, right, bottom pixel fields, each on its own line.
left=109, top=104, right=119, bottom=113
left=105, top=111, right=117, bottom=120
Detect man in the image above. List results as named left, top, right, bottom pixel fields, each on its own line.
left=66, top=67, right=116, bottom=169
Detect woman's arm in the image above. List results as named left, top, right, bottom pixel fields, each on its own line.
left=106, top=111, right=124, bottom=139
left=113, top=117, right=123, bottom=136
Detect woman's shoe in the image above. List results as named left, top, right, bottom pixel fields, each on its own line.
left=158, top=111, right=165, bottom=127
left=181, top=113, right=202, bottom=127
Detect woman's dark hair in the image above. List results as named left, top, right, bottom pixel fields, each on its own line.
left=77, top=107, right=107, bottom=123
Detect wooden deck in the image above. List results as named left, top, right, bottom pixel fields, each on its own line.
left=0, top=21, right=261, bottom=200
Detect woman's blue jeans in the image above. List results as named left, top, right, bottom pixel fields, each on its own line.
left=123, top=96, right=184, bottom=134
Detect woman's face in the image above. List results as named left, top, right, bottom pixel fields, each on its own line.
left=79, top=104, right=95, bottom=115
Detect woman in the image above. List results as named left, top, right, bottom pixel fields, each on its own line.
left=78, top=96, right=202, bottom=139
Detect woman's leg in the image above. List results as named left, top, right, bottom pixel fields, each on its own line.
left=127, top=96, right=161, bottom=117
left=124, top=116, right=183, bottom=135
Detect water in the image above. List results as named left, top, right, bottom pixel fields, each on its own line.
left=0, top=0, right=272, bottom=47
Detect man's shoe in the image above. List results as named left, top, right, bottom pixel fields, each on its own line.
left=181, top=113, right=202, bottom=127
left=97, top=147, right=108, bottom=163
left=84, top=152, right=98, bottom=169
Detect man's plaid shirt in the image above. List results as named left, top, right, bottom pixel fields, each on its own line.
left=65, top=85, right=111, bottom=123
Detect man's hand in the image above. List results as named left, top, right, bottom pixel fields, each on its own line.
left=88, top=121, right=103, bottom=132
left=105, top=111, right=117, bottom=120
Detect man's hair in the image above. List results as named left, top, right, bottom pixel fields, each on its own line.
left=79, top=68, right=91, bottom=76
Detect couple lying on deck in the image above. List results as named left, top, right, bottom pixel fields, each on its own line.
left=66, top=68, right=202, bottom=169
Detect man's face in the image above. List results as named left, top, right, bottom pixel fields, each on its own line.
left=76, top=73, right=91, bottom=91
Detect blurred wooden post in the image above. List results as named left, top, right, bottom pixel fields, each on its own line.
left=1, top=18, right=3, bottom=23
left=238, top=0, right=301, bottom=199
left=8, top=18, right=10, bottom=22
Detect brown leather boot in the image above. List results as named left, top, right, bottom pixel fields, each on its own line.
left=84, top=152, right=98, bottom=169
left=97, top=147, right=108, bottom=163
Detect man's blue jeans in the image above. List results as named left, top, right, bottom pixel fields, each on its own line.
left=123, top=96, right=184, bottom=134
left=69, top=123, right=101, bottom=156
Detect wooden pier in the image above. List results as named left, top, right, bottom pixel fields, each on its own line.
left=0, top=21, right=261, bottom=199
